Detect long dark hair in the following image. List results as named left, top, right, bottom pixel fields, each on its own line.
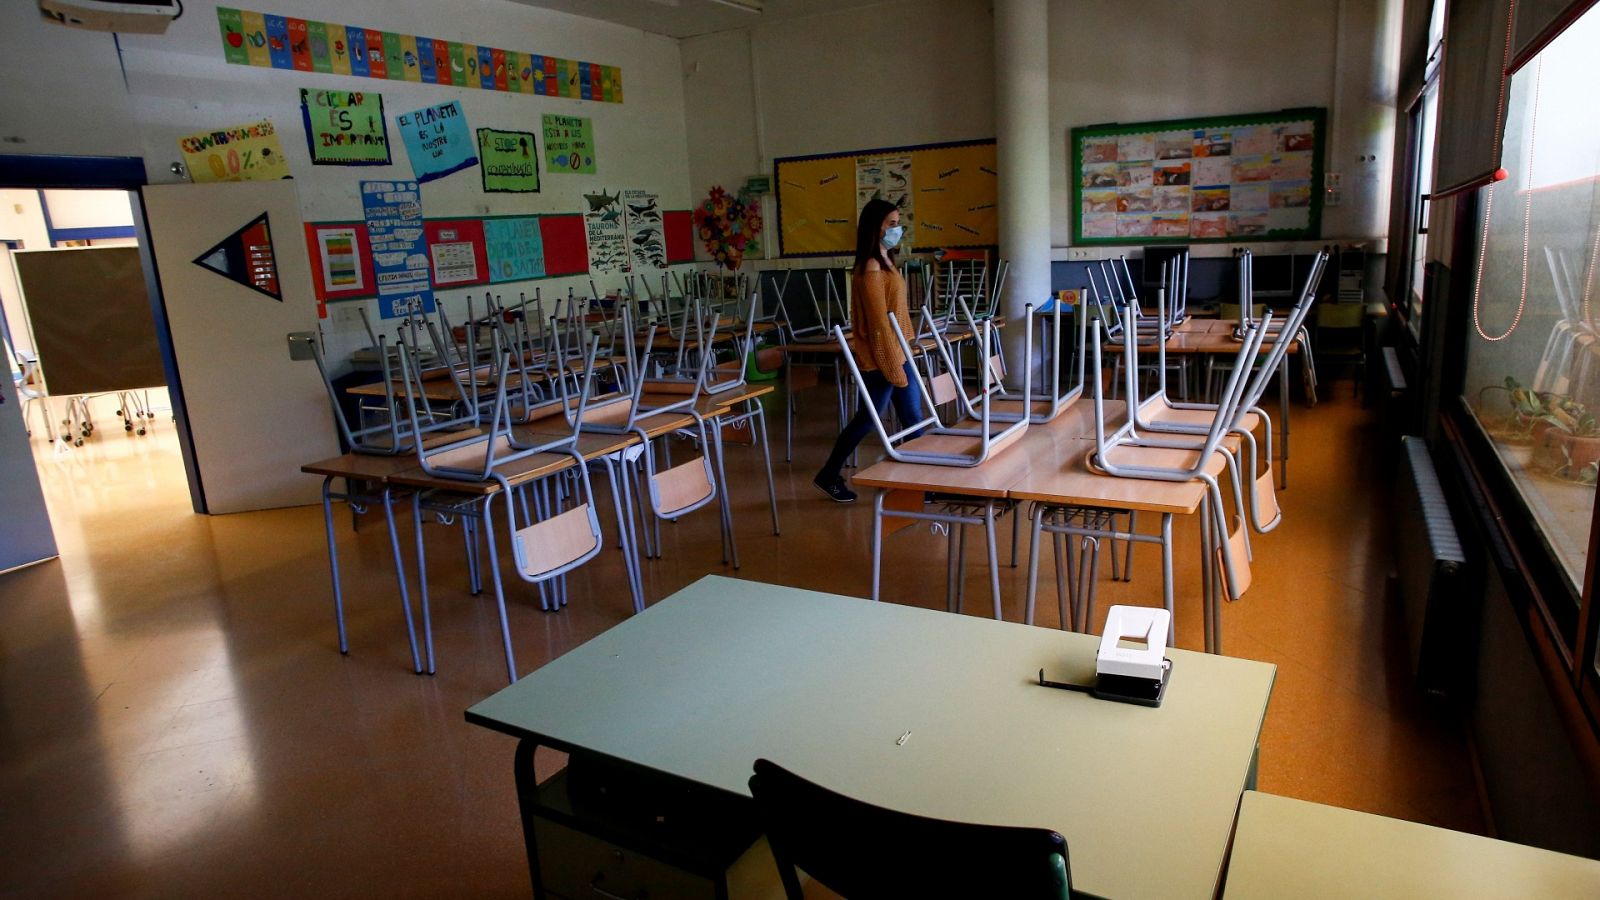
left=853, top=198, right=899, bottom=274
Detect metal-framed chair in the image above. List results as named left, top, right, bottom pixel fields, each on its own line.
left=833, top=310, right=1031, bottom=467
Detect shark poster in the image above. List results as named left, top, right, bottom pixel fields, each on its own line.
left=622, top=189, right=664, bottom=270
left=583, top=188, right=629, bottom=274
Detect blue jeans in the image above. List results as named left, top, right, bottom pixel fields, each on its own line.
left=818, top=362, right=924, bottom=481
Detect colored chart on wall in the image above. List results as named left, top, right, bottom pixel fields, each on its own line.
left=178, top=120, right=291, bottom=182
left=423, top=219, right=488, bottom=287
left=1070, top=108, right=1326, bottom=245
left=775, top=139, right=998, bottom=256
left=360, top=180, right=434, bottom=319
left=216, top=7, right=623, bottom=103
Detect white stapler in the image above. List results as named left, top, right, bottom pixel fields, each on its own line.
left=1092, top=606, right=1172, bottom=707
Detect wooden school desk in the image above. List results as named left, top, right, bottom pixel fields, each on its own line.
left=1223, top=791, right=1600, bottom=899
left=466, top=575, right=1276, bottom=900
left=301, top=452, right=435, bottom=673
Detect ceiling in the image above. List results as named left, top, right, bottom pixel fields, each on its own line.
left=506, top=0, right=899, bottom=39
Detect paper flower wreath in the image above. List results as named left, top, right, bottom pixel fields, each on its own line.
left=695, top=185, right=763, bottom=270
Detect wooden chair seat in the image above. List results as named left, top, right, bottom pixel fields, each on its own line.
left=513, top=503, right=600, bottom=578
left=1143, top=403, right=1260, bottom=432
left=364, top=426, right=483, bottom=452
left=988, top=398, right=1063, bottom=420
left=1089, top=443, right=1228, bottom=479
left=898, top=423, right=1027, bottom=461
left=653, top=459, right=714, bottom=517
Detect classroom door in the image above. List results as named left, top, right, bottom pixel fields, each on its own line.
left=141, top=181, right=337, bottom=514
left=0, top=365, right=58, bottom=572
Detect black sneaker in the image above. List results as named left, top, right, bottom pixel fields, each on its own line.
left=813, top=476, right=857, bottom=503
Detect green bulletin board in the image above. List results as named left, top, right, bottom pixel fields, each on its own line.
left=1070, top=107, right=1325, bottom=245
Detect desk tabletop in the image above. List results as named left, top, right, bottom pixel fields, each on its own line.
left=386, top=448, right=577, bottom=494
left=467, top=575, right=1274, bottom=900
left=1223, top=791, right=1600, bottom=899
left=299, top=451, right=428, bottom=482
left=849, top=400, right=1180, bottom=514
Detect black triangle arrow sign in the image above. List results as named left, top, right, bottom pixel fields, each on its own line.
left=192, top=212, right=282, bottom=302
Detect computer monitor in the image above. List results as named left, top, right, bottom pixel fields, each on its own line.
left=1251, top=254, right=1294, bottom=297
left=1142, top=246, right=1188, bottom=288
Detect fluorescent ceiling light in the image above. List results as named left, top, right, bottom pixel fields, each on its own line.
left=707, top=0, right=763, bottom=12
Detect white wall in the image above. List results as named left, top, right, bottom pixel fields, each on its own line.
left=679, top=0, right=1398, bottom=262
left=681, top=0, right=996, bottom=264
left=0, top=190, right=53, bottom=358
left=0, top=0, right=693, bottom=370
left=1048, top=0, right=1399, bottom=247
left=39, top=190, right=135, bottom=230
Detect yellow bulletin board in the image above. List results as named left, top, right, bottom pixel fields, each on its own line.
left=774, top=139, right=997, bottom=256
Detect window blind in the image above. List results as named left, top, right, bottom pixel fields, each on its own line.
left=1432, top=0, right=1514, bottom=198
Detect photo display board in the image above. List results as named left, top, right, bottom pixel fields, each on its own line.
left=775, top=139, right=997, bottom=256
left=1070, top=108, right=1325, bottom=245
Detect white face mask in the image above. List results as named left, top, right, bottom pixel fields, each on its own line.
left=882, top=224, right=904, bottom=249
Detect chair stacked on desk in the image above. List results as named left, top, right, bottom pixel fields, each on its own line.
left=1083, top=298, right=1264, bottom=653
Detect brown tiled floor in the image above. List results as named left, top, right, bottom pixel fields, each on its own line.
left=0, top=383, right=1483, bottom=896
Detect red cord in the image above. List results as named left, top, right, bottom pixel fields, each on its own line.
left=1473, top=56, right=1542, bottom=342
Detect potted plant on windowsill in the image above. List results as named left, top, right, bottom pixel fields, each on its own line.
left=1478, top=377, right=1559, bottom=444
left=1531, top=399, right=1600, bottom=485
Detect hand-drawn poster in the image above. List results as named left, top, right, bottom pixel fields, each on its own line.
left=855, top=154, right=915, bottom=246
left=1072, top=109, right=1324, bottom=244
left=397, top=101, right=478, bottom=183
left=360, top=180, right=435, bottom=319
left=179, top=120, right=291, bottom=182
left=315, top=226, right=363, bottom=293
left=299, top=89, right=390, bottom=165
left=622, top=189, right=664, bottom=270
left=542, top=114, right=596, bottom=174
left=476, top=128, right=540, bottom=193
left=484, top=217, right=546, bottom=283
left=583, top=188, right=629, bottom=274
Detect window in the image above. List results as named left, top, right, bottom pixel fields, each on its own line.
left=1460, top=7, right=1600, bottom=598
left=1398, top=0, right=1446, bottom=338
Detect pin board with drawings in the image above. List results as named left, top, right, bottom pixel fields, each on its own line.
left=1070, top=108, right=1326, bottom=245
left=774, top=139, right=998, bottom=257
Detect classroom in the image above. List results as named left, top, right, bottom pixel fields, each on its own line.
left=1, top=0, right=1598, bottom=896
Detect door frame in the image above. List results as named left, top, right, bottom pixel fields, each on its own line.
left=0, top=153, right=207, bottom=512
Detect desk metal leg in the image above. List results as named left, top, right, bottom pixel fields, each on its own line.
left=754, top=403, right=780, bottom=535
left=984, top=502, right=1002, bottom=620
left=784, top=354, right=794, bottom=463
left=710, top=423, right=740, bottom=570
left=1278, top=361, right=1290, bottom=490
left=601, top=457, right=644, bottom=613
left=1160, top=513, right=1175, bottom=648
left=1054, top=530, right=1069, bottom=631
left=1025, top=504, right=1046, bottom=626
left=412, top=494, right=437, bottom=674
left=382, top=486, right=423, bottom=675
left=870, top=489, right=885, bottom=601
left=513, top=738, right=547, bottom=899
left=481, top=492, right=520, bottom=684
left=319, top=477, right=348, bottom=655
